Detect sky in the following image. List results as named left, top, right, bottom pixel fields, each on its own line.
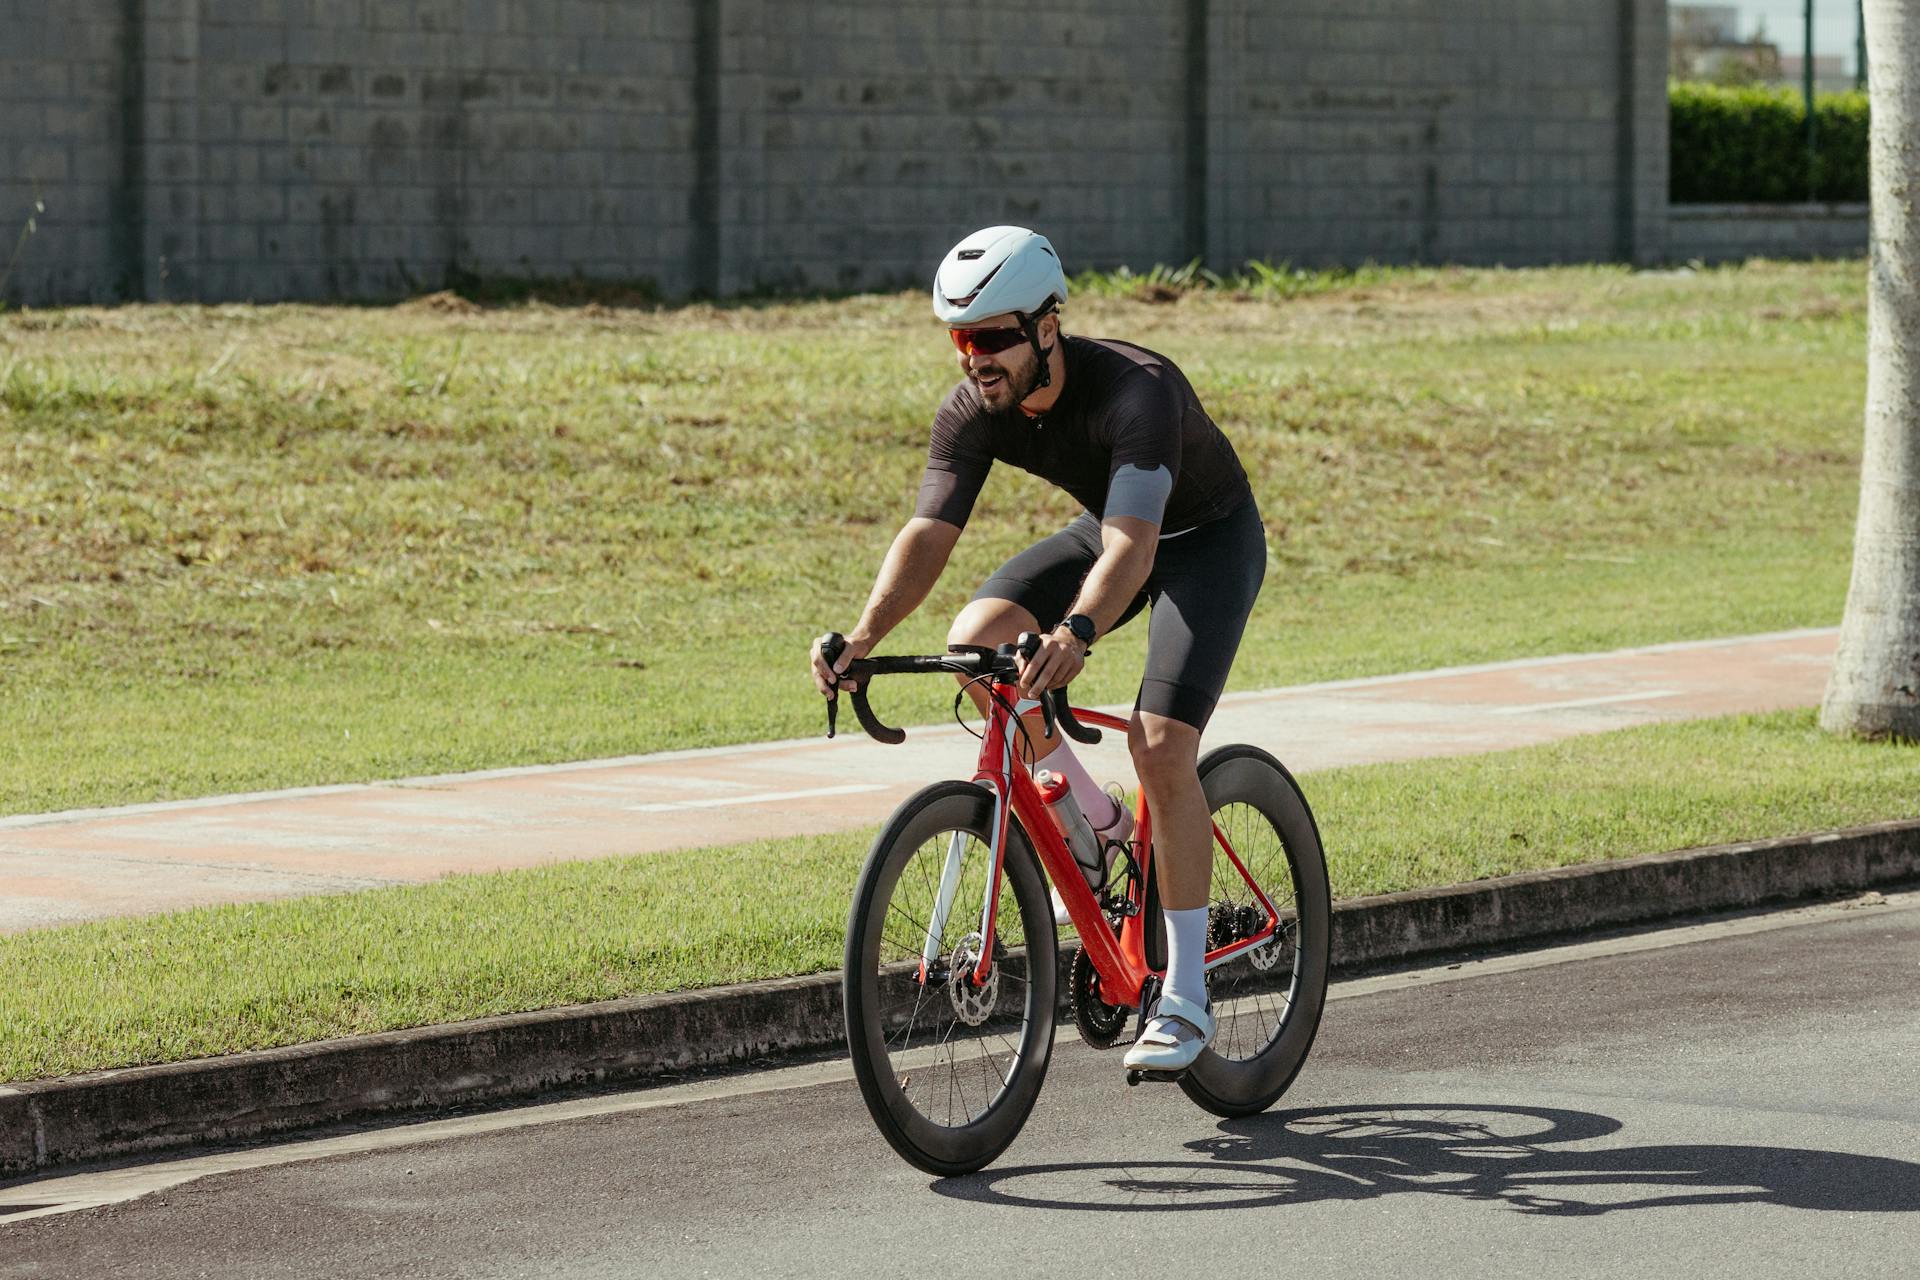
left=1734, top=1, right=1864, bottom=72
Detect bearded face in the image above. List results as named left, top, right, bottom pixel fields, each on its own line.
left=951, top=313, right=1058, bottom=411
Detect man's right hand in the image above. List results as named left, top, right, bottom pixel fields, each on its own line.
left=811, top=633, right=871, bottom=697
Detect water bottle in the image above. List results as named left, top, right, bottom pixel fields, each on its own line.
left=1036, top=769, right=1107, bottom=889
left=1097, top=782, right=1135, bottom=847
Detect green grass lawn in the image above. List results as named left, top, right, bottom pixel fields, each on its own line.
left=3, top=708, right=1913, bottom=1084
left=0, top=259, right=1871, bottom=814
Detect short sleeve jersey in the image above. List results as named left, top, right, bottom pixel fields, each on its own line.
left=914, top=335, right=1253, bottom=533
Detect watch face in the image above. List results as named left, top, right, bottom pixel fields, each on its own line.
left=1068, top=615, right=1095, bottom=644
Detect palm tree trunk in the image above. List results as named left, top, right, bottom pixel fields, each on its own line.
left=1821, top=0, right=1920, bottom=739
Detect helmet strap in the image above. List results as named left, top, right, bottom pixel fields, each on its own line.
left=1019, top=303, right=1057, bottom=391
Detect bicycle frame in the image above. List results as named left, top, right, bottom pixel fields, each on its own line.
left=920, top=674, right=1284, bottom=1011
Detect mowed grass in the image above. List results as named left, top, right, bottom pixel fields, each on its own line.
left=0, top=260, right=1870, bottom=815
left=3, top=707, right=1914, bottom=1083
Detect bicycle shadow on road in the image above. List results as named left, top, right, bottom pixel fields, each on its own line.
left=933, top=1103, right=1920, bottom=1216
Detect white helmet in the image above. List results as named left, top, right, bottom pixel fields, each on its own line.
left=932, top=226, right=1068, bottom=325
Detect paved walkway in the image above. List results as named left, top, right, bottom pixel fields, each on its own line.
left=0, top=628, right=1838, bottom=934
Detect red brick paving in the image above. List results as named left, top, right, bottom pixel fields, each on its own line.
left=0, top=628, right=1838, bottom=933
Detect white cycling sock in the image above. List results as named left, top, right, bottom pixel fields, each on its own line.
left=1161, top=907, right=1210, bottom=1013
left=1037, top=739, right=1124, bottom=831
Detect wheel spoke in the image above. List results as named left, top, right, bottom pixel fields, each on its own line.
left=1201, top=794, right=1309, bottom=1063
left=888, top=981, right=934, bottom=1054
left=846, top=796, right=1057, bottom=1164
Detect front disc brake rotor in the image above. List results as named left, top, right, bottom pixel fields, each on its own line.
left=947, top=932, right=999, bottom=1026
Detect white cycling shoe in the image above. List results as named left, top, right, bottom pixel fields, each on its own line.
left=1121, top=992, right=1215, bottom=1073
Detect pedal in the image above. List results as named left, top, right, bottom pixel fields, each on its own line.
left=1125, top=1068, right=1187, bottom=1087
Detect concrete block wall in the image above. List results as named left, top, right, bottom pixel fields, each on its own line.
left=177, top=0, right=699, bottom=302
left=731, top=1, right=1190, bottom=295
left=1210, top=0, right=1670, bottom=268
left=5, top=0, right=698, bottom=304
left=0, top=0, right=129, bottom=304
left=1667, top=203, right=1869, bottom=263
left=6, top=0, right=1680, bottom=305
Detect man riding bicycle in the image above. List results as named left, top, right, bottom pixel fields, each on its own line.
left=809, top=225, right=1265, bottom=1075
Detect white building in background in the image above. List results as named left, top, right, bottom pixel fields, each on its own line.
left=1674, top=4, right=1742, bottom=43
left=1779, top=53, right=1855, bottom=93
left=1671, top=4, right=1785, bottom=83
left=1673, top=1, right=1864, bottom=90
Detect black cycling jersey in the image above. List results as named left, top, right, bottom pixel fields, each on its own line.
left=915, top=335, right=1253, bottom=533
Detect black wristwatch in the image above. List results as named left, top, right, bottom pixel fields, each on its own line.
left=1058, top=613, right=1096, bottom=655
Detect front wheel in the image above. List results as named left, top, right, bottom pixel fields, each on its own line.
left=1178, top=744, right=1333, bottom=1117
left=843, top=781, right=1058, bottom=1176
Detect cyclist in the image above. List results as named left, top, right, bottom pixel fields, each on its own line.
left=809, top=225, right=1265, bottom=1075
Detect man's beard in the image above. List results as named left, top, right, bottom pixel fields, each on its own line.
left=975, top=347, right=1046, bottom=411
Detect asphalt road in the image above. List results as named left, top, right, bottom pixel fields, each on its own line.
left=5, top=893, right=1918, bottom=1279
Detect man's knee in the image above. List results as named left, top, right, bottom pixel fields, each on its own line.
left=946, top=603, right=994, bottom=648
left=948, top=598, right=1037, bottom=649
left=1128, top=713, right=1199, bottom=788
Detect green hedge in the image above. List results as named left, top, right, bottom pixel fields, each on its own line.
left=1670, top=82, right=1869, bottom=203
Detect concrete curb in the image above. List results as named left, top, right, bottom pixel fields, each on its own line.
left=5, top=817, right=1918, bottom=1177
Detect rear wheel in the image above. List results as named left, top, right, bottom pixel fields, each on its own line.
left=1178, top=745, right=1332, bottom=1117
left=843, top=781, right=1058, bottom=1176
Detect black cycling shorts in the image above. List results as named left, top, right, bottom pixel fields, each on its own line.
left=970, top=501, right=1265, bottom=730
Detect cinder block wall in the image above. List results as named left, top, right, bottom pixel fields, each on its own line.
left=6, top=0, right=700, bottom=304
left=1668, top=203, right=1869, bottom=263
left=3, top=0, right=1671, bottom=306
left=1211, top=0, right=1669, bottom=267
left=1, top=0, right=130, bottom=304
left=162, top=0, right=702, bottom=303
left=729, top=0, right=1190, bottom=296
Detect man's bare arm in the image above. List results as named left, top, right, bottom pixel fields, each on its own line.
left=1066, top=515, right=1157, bottom=636
left=810, top=517, right=962, bottom=695
left=1014, top=515, right=1158, bottom=698
left=851, top=516, right=963, bottom=647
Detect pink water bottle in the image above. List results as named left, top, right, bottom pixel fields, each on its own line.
left=1036, top=769, right=1107, bottom=889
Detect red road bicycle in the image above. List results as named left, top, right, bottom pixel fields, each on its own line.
left=820, top=633, right=1331, bottom=1176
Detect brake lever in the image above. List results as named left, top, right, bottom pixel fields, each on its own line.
left=819, top=631, right=846, bottom=739
left=1009, top=632, right=1057, bottom=739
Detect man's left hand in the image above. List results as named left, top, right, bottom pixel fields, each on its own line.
left=1016, top=628, right=1087, bottom=699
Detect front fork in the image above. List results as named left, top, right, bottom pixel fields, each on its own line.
left=916, top=794, right=1012, bottom=987
left=918, top=828, right=969, bottom=973
left=918, top=687, right=1024, bottom=987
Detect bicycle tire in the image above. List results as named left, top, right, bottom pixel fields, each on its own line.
left=1177, top=744, right=1332, bottom=1117
left=843, top=780, right=1058, bottom=1176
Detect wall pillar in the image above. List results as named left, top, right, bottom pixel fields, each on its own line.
left=1205, top=0, right=1249, bottom=271
left=1618, top=0, right=1670, bottom=265
left=132, top=0, right=203, bottom=299
left=690, top=0, right=720, bottom=297
left=113, top=0, right=145, bottom=300
left=712, top=0, right=765, bottom=296
left=1183, top=0, right=1209, bottom=266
